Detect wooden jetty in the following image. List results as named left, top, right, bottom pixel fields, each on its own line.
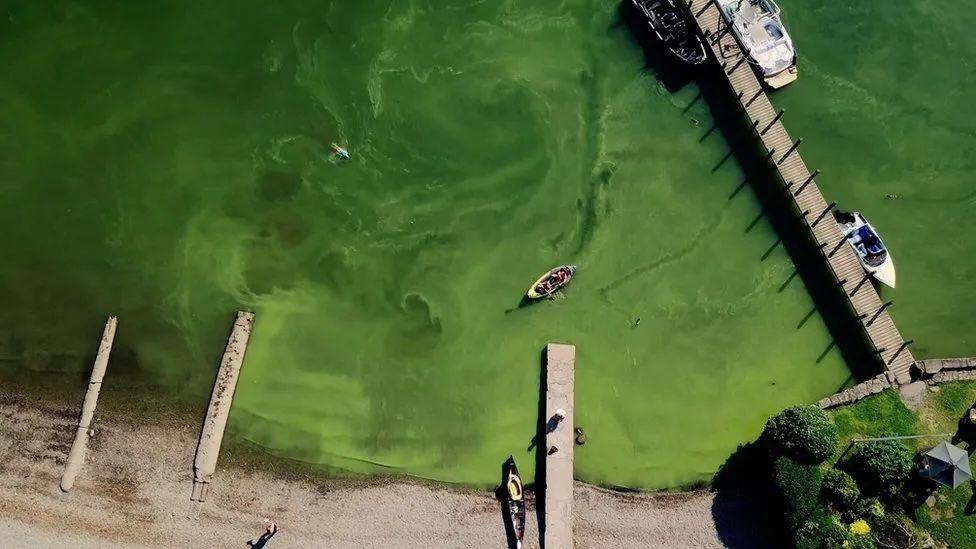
left=61, top=316, right=118, bottom=492
left=544, top=343, right=575, bottom=549
left=688, top=0, right=915, bottom=384
left=191, top=311, right=255, bottom=502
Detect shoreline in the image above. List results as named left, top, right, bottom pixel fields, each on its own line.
left=0, top=373, right=772, bottom=547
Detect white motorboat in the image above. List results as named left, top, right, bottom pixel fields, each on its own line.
left=838, top=211, right=896, bottom=288
left=717, top=0, right=797, bottom=88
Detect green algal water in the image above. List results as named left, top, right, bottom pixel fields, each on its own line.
left=0, top=0, right=970, bottom=489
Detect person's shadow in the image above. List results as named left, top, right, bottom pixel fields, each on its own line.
left=247, top=530, right=277, bottom=548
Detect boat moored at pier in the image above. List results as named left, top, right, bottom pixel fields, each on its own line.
left=717, top=0, right=797, bottom=88
left=838, top=211, right=896, bottom=288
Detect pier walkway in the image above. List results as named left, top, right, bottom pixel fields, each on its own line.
left=689, top=1, right=915, bottom=384
left=544, top=343, right=575, bottom=549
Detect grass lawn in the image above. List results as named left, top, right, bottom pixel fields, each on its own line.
left=829, top=381, right=976, bottom=548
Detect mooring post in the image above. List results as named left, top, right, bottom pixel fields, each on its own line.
left=828, top=234, right=848, bottom=258
left=888, top=340, right=914, bottom=365
left=748, top=119, right=760, bottom=133
left=777, top=138, right=803, bottom=165
left=781, top=180, right=796, bottom=194
left=810, top=201, right=837, bottom=228
left=728, top=56, right=747, bottom=75
left=746, top=88, right=764, bottom=108
left=836, top=277, right=848, bottom=288
left=764, top=148, right=778, bottom=162
left=798, top=209, right=811, bottom=224
left=794, top=169, right=820, bottom=197
left=866, top=301, right=894, bottom=327
left=855, top=313, right=868, bottom=322
left=735, top=90, right=744, bottom=102
left=849, top=272, right=872, bottom=297
left=721, top=60, right=728, bottom=70
left=696, top=1, right=712, bottom=17
left=871, top=347, right=888, bottom=356
left=61, top=316, right=118, bottom=493
left=760, top=109, right=785, bottom=135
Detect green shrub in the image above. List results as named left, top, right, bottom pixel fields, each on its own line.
left=795, top=507, right=848, bottom=549
left=845, top=439, right=914, bottom=499
left=763, top=405, right=839, bottom=464
left=820, top=468, right=860, bottom=512
left=773, top=456, right=823, bottom=528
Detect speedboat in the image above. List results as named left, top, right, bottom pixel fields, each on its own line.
left=838, top=211, right=896, bottom=288
left=502, top=456, right=526, bottom=549
left=717, top=0, right=797, bottom=88
left=526, top=265, right=576, bottom=299
left=630, top=0, right=708, bottom=66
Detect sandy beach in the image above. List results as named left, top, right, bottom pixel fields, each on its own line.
left=0, top=384, right=769, bottom=548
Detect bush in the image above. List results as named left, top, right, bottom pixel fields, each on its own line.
left=795, top=507, right=848, bottom=549
left=820, top=468, right=860, bottom=512
left=763, top=405, right=839, bottom=464
left=773, top=456, right=823, bottom=529
left=845, top=439, right=914, bottom=500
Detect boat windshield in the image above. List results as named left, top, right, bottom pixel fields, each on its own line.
left=731, top=0, right=780, bottom=23
left=856, top=225, right=886, bottom=256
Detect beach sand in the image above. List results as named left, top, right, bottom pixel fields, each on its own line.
left=0, top=385, right=769, bottom=548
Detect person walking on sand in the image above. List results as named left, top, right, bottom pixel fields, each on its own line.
left=247, top=519, right=279, bottom=548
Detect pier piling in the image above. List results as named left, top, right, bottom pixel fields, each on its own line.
left=61, top=316, right=118, bottom=493
left=190, top=311, right=255, bottom=502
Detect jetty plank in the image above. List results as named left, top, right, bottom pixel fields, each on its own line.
left=690, top=2, right=915, bottom=383
left=545, top=343, right=576, bottom=549
left=60, top=316, right=118, bottom=492
left=190, top=311, right=255, bottom=502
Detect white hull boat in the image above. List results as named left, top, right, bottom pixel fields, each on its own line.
left=717, top=0, right=797, bottom=88
left=839, top=211, right=896, bottom=288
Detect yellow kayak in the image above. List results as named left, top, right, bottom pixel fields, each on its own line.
left=526, top=265, right=577, bottom=299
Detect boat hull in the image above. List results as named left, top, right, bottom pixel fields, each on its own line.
left=630, top=0, right=708, bottom=66
left=840, top=212, right=896, bottom=288
left=526, top=265, right=577, bottom=299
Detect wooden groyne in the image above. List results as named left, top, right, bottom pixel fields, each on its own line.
left=544, top=343, right=575, bottom=549
left=689, top=1, right=915, bottom=384
left=190, top=311, right=254, bottom=502
left=61, top=316, right=118, bottom=492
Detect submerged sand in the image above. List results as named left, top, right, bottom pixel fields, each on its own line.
left=0, top=388, right=769, bottom=548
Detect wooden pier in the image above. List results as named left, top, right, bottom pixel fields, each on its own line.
left=688, top=1, right=915, bottom=384
left=544, top=343, right=575, bottom=549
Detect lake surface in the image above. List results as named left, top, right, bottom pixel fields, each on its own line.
left=0, top=0, right=969, bottom=488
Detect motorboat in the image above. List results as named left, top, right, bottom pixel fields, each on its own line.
left=717, top=0, right=797, bottom=88
left=838, top=211, right=896, bottom=288
left=526, top=265, right=576, bottom=299
left=630, top=0, right=708, bottom=65
left=501, top=456, right=526, bottom=549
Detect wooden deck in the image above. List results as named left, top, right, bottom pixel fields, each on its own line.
left=689, top=0, right=915, bottom=384
left=544, top=343, right=575, bottom=549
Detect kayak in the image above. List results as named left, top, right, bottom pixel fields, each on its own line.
left=526, top=265, right=576, bottom=299
left=502, top=456, right=526, bottom=548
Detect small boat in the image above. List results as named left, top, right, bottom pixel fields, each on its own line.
left=331, top=143, right=350, bottom=159
left=717, top=0, right=797, bottom=88
left=838, top=211, right=896, bottom=288
left=502, top=456, right=526, bottom=549
left=630, top=0, right=708, bottom=65
left=526, top=265, right=576, bottom=299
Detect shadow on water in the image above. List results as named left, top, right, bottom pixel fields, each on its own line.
left=623, top=0, right=883, bottom=382
left=618, top=1, right=701, bottom=93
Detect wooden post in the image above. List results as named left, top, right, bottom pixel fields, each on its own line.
left=777, top=138, right=803, bottom=165
left=867, top=301, right=894, bottom=327
left=745, top=88, right=764, bottom=108
left=761, top=109, right=785, bottom=135
left=810, top=201, right=837, bottom=228
left=849, top=272, right=872, bottom=297
left=764, top=148, right=777, bottom=162
left=728, top=56, right=747, bottom=75
left=793, top=169, right=820, bottom=197
left=828, top=235, right=848, bottom=258
left=191, top=311, right=255, bottom=502
left=888, top=340, right=914, bottom=365
left=61, top=316, right=118, bottom=492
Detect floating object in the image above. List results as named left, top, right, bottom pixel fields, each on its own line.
left=921, top=441, right=972, bottom=488
left=502, top=455, right=526, bottom=549
left=331, top=143, right=349, bottom=159
left=838, top=211, right=896, bottom=288
left=61, top=315, right=118, bottom=493
left=717, top=0, right=797, bottom=88
left=631, top=0, right=708, bottom=65
left=526, top=265, right=577, bottom=299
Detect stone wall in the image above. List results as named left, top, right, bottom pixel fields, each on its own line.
left=817, top=374, right=891, bottom=409
left=918, top=357, right=976, bottom=375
